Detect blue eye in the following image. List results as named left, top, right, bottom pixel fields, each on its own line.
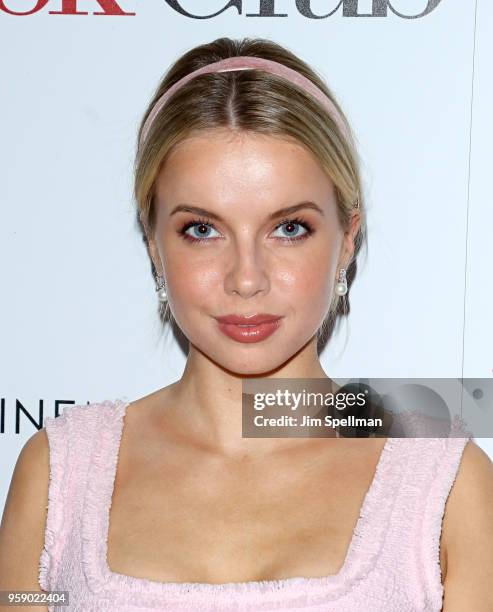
left=180, top=220, right=221, bottom=243
left=271, top=217, right=314, bottom=243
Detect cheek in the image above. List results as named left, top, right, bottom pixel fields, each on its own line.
left=166, top=258, right=221, bottom=306
left=275, top=256, right=333, bottom=303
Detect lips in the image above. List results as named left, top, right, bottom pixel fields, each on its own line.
left=214, top=313, right=284, bottom=343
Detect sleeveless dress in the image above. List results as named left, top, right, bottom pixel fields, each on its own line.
left=38, top=399, right=471, bottom=611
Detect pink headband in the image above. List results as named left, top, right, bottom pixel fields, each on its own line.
left=139, top=55, right=353, bottom=149
left=139, top=55, right=359, bottom=209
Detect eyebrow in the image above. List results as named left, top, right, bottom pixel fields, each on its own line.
left=169, top=201, right=325, bottom=222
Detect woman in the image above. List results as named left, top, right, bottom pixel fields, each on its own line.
left=1, top=37, right=492, bottom=612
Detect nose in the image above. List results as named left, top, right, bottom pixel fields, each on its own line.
left=224, top=239, right=270, bottom=299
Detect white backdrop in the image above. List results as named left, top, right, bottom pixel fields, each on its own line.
left=1, top=0, right=492, bottom=512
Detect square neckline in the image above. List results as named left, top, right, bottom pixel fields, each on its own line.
left=81, top=398, right=400, bottom=604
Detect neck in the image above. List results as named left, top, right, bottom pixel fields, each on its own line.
left=163, top=335, right=335, bottom=457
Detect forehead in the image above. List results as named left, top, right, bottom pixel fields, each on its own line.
left=154, top=129, right=335, bottom=211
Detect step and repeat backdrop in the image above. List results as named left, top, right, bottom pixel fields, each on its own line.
left=1, top=0, right=492, bottom=509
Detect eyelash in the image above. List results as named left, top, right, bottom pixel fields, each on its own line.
left=178, top=216, right=315, bottom=245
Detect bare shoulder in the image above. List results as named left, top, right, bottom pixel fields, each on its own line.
left=0, top=428, right=50, bottom=595
left=443, top=440, right=493, bottom=547
left=441, top=439, right=493, bottom=610
left=443, top=440, right=493, bottom=523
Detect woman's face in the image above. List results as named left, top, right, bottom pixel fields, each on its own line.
left=149, top=128, right=358, bottom=375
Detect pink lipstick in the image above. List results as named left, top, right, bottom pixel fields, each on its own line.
left=214, top=313, right=284, bottom=344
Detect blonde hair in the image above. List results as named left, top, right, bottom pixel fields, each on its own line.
left=134, top=37, right=367, bottom=345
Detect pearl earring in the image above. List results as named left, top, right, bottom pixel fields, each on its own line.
left=155, top=274, right=167, bottom=303
left=335, top=268, right=348, bottom=297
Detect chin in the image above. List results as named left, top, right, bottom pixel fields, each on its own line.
left=193, top=332, right=306, bottom=377
left=212, top=353, right=291, bottom=377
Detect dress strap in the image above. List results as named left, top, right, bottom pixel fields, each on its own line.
left=381, top=413, right=472, bottom=610
left=420, top=433, right=471, bottom=608
left=39, top=407, right=73, bottom=590
left=38, top=401, right=118, bottom=591
left=80, top=399, right=129, bottom=592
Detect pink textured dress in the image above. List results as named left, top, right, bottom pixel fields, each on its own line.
left=38, top=399, right=471, bottom=611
